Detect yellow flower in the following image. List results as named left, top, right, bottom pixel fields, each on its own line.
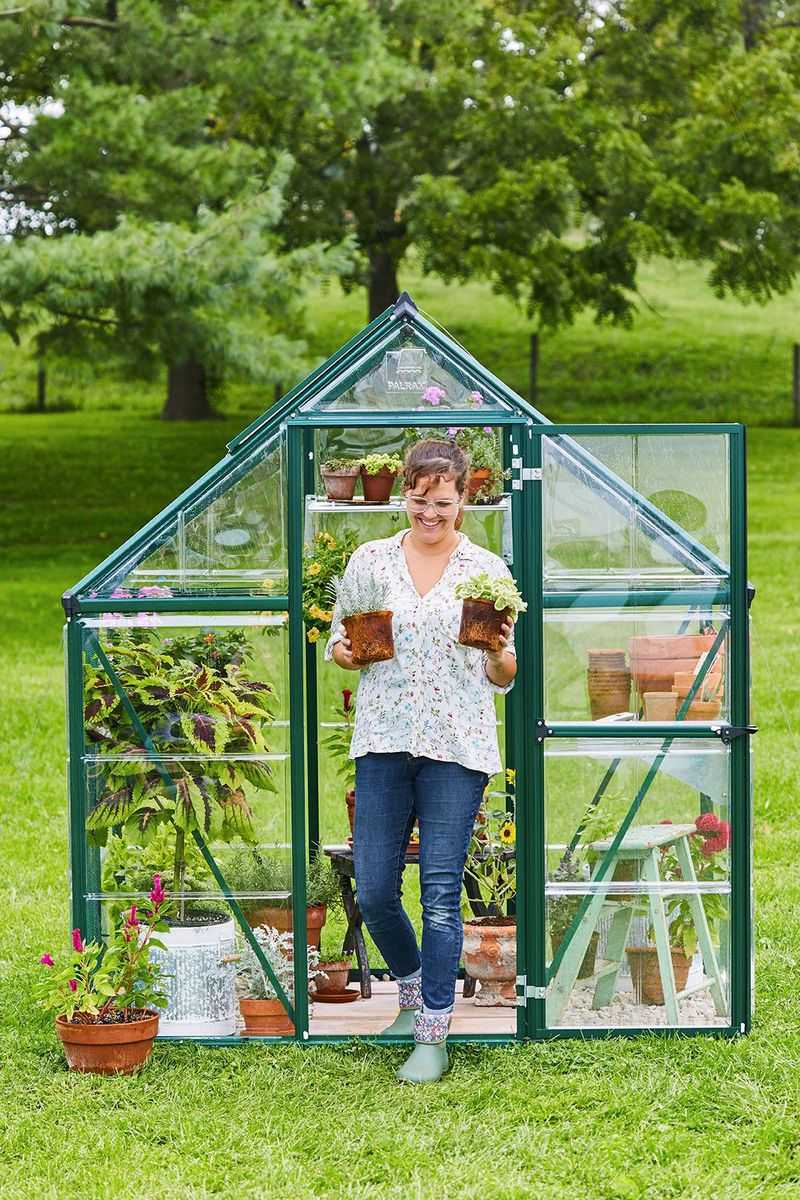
left=306, top=628, right=321, bottom=643
left=261, top=578, right=276, bottom=591
left=499, top=821, right=516, bottom=846
left=307, top=562, right=321, bottom=577
left=505, top=768, right=516, bottom=787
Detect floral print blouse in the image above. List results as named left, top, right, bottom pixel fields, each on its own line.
left=324, top=529, right=516, bottom=776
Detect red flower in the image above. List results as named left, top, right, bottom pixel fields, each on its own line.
left=701, top=821, right=730, bottom=856
left=71, top=929, right=84, bottom=953
left=342, top=688, right=353, bottom=714
left=695, top=812, right=722, bottom=835
left=39, top=953, right=55, bottom=967
left=68, top=979, right=78, bottom=993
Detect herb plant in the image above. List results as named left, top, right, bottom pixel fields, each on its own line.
left=326, top=571, right=390, bottom=620
left=236, top=926, right=324, bottom=1001
left=360, top=452, right=403, bottom=476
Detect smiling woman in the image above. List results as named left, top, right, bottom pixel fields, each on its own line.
left=325, top=438, right=520, bottom=1084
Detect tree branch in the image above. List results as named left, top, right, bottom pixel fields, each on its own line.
left=0, top=6, right=117, bottom=28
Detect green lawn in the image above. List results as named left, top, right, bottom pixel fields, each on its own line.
left=1, top=289, right=800, bottom=1198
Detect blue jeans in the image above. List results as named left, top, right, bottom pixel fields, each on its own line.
left=353, top=752, right=488, bottom=1012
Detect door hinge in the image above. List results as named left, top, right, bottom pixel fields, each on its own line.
left=516, top=976, right=547, bottom=1003
left=511, top=466, right=542, bottom=491
left=522, top=467, right=542, bottom=481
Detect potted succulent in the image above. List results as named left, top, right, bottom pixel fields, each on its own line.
left=462, top=771, right=517, bottom=1007
left=302, top=529, right=358, bottom=646
left=236, top=925, right=324, bottom=1035
left=626, top=814, right=729, bottom=1005
left=84, top=625, right=279, bottom=1037
left=360, top=452, right=404, bottom=502
left=223, top=848, right=342, bottom=948
left=35, top=876, right=172, bottom=1074
left=320, top=456, right=362, bottom=502
left=454, top=571, right=527, bottom=652
left=326, top=572, right=394, bottom=666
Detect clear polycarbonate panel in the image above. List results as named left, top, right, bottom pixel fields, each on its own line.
left=81, top=615, right=291, bottom=913
left=93, top=432, right=287, bottom=598
left=543, top=737, right=731, bottom=887
left=545, top=889, right=731, bottom=1029
left=544, top=605, right=730, bottom=723
left=542, top=434, right=730, bottom=590
left=309, top=334, right=510, bottom=412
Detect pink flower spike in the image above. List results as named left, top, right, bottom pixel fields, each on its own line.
left=71, top=929, right=84, bottom=953
left=68, top=979, right=78, bottom=993
left=342, top=688, right=353, bottom=714
left=127, top=905, right=139, bottom=928
left=40, top=953, right=55, bottom=967
left=149, top=874, right=166, bottom=905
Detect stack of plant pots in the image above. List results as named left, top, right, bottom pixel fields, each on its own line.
left=629, top=633, right=723, bottom=720
left=586, top=649, right=631, bottom=719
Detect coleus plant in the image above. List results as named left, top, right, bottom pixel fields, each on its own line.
left=84, top=627, right=277, bottom=907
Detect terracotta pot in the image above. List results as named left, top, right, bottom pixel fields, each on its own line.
left=629, top=634, right=717, bottom=660
left=587, top=668, right=631, bottom=719
left=673, top=670, right=723, bottom=700
left=550, top=926, right=600, bottom=980
left=55, top=1011, right=159, bottom=1075
left=680, top=697, right=723, bottom=720
left=361, top=466, right=398, bottom=502
left=626, top=945, right=691, bottom=1005
left=466, top=467, right=492, bottom=498
left=246, top=903, right=327, bottom=950
left=316, top=960, right=351, bottom=995
left=343, top=610, right=395, bottom=666
left=462, top=917, right=517, bottom=1007
left=643, top=691, right=678, bottom=721
left=458, top=598, right=511, bottom=652
left=321, top=465, right=360, bottom=501
left=239, top=998, right=294, bottom=1036
left=587, top=648, right=627, bottom=669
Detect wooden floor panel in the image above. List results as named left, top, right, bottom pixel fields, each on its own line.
left=308, top=980, right=516, bottom=1036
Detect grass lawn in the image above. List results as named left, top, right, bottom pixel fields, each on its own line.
left=1, top=287, right=800, bottom=1198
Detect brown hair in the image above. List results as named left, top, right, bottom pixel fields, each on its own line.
left=403, top=439, right=470, bottom=497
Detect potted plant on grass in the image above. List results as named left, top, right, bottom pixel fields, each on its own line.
left=462, top=771, right=517, bottom=1007
left=223, top=848, right=342, bottom=948
left=302, top=529, right=358, bottom=646
left=84, top=625, right=279, bottom=1037
left=326, top=573, right=394, bottom=665
left=35, top=876, right=172, bottom=1074
left=360, top=452, right=404, bottom=502
left=320, top=457, right=362, bottom=501
left=235, top=925, right=324, bottom=1035
left=454, top=571, right=527, bottom=652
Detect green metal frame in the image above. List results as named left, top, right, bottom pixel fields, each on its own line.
left=64, top=296, right=753, bottom=1046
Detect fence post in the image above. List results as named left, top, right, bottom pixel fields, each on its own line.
left=793, top=344, right=800, bottom=427
left=529, top=332, right=539, bottom=404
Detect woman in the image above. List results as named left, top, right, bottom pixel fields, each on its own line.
left=325, top=438, right=517, bottom=1084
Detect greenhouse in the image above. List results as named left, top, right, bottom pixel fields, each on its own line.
left=63, top=292, right=754, bottom=1043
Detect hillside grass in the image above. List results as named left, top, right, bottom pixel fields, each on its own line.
left=1, top=274, right=799, bottom=1199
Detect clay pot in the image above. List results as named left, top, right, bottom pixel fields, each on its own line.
left=239, top=998, right=294, bottom=1036
left=643, top=691, right=678, bottom=721
left=550, top=927, right=600, bottom=980
left=55, top=1011, right=159, bottom=1075
left=321, top=465, right=360, bottom=501
left=361, top=466, right=398, bottom=502
left=466, top=467, right=492, bottom=498
left=680, top=697, right=723, bottom=721
left=673, top=670, right=723, bottom=702
left=626, top=945, right=691, bottom=1005
left=316, top=960, right=351, bottom=995
left=462, top=917, right=517, bottom=1007
left=458, top=598, right=511, bottom=652
left=246, top=903, right=327, bottom=950
left=587, top=667, right=631, bottom=719
left=343, top=610, right=395, bottom=666
left=588, top=648, right=627, bottom=669
left=629, top=634, right=717, bottom=660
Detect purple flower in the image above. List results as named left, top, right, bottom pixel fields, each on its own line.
left=446, top=427, right=460, bottom=439
left=138, top=585, right=173, bottom=598
left=469, top=390, right=484, bottom=407
left=109, top=587, right=132, bottom=599
left=422, top=386, right=446, bottom=406
left=483, top=426, right=493, bottom=434
left=149, top=874, right=166, bottom=906
left=40, top=953, right=55, bottom=967
left=68, top=979, right=78, bottom=993
left=71, top=929, right=84, bottom=954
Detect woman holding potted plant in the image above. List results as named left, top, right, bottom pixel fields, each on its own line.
left=325, top=438, right=522, bottom=1084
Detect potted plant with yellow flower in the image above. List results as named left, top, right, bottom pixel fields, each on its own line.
left=462, top=770, right=517, bottom=1007
left=302, top=529, right=358, bottom=645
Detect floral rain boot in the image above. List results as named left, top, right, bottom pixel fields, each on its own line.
left=395, top=1009, right=451, bottom=1084
left=381, top=974, right=422, bottom=1036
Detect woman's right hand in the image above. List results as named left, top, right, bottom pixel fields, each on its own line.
left=332, top=627, right=359, bottom=671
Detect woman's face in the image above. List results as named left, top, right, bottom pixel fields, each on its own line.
left=404, top=473, right=463, bottom=546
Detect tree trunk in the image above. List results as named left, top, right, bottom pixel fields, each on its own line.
left=368, top=249, right=400, bottom=321
left=741, top=0, right=766, bottom=49
left=163, top=358, right=212, bottom=420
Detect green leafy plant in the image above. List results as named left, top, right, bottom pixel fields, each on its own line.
left=652, top=816, right=730, bottom=957
left=321, top=457, right=361, bottom=472
left=320, top=688, right=357, bottom=793
left=223, top=848, right=342, bottom=915
left=35, top=877, right=173, bottom=1023
left=463, top=769, right=516, bottom=918
left=84, top=627, right=278, bottom=917
left=454, top=571, right=527, bottom=620
left=302, top=528, right=358, bottom=645
left=326, top=571, right=390, bottom=619
left=101, top=825, right=223, bottom=922
left=236, top=926, right=324, bottom=1001
left=360, top=452, right=403, bottom=476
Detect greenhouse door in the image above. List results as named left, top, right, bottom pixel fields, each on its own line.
left=518, top=424, right=752, bottom=1038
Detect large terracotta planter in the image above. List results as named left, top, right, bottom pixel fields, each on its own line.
left=629, top=634, right=717, bottom=660
left=466, top=467, right=492, bottom=498
left=316, top=960, right=351, bottom=995
left=343, top=610, right=395, bottom=665
left=626, top=945, right=691, bottom=1005
left=458, top=598, right=511, bottom=652
left=55, top=1011, right=159, bottom=1075
left=239, top=998, right=294, bottom=1036
left=462, top=917, right=517, bottom=1007
left=360, top=466, right=397, bottom=502
left=245, top=903, right=327, bottom=950
left=321, top=465, right=360, bottom=501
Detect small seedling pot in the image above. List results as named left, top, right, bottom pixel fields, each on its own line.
left=321, top=465, right=360, bottom=501
left=55, top=1010, right=159, bottom=1075
left=239, top=999, right=294, bottom=1036
left=360, top=466, right=397, bottom=502
left=643, top=691, right=678, bottom=721
left=458, top=598, right=511, bottom=652
left=343, top=610, right=394, bottom=665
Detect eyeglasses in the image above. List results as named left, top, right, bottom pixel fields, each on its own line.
left=406, top=496, right=461, bottom=516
